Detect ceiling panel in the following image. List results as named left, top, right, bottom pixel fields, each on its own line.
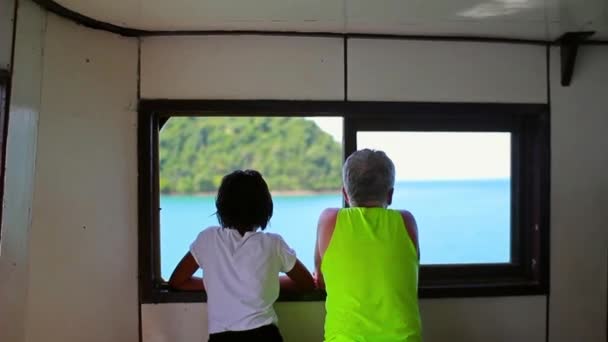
left=55, top=0, right=142, bottom=27
left=554, top=0, right=608, bottom=39
left=346, top=0, right=550, bottom=22
left=52, top=0, right=608, bottom=40
left=344, top=0, right=554, bottom=39
left=138, top=0, right=345, bottom=31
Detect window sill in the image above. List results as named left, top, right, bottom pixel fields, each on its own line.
left=141, top=280, right=546, bottom=304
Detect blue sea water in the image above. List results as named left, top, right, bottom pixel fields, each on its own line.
left=160, top=179, right=510, bottom=279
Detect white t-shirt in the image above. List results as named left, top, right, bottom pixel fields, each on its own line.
left=189, top=226, right=297, bottom=334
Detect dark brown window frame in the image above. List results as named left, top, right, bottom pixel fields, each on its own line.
left=0, top=69, right=9, bottom=239
left=138, top=100, right=549, bottom=303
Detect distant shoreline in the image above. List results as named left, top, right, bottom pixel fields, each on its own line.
left=161, top=189, right=341, bottom=197
left=160, top=178, right=510, bottom=197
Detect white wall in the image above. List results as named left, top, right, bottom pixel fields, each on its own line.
left=141, top=35, right=344, bottom=100
left=144, top=297, right=547, bottom=342
left=0, top=1, right=44, bottom=342
left=549, top=45, right=608, bottom=342
left=23, top=12, right=140, bottom=342
left=348, top=39, right=547, bottom=102
left=141, top=37, right=550, bottom=342
left=4, top=14, right=605, bottom=342
left=0, top=0, right=15, bottom=69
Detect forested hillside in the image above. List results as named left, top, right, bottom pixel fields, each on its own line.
left=159, top=117, right=342, bottom=194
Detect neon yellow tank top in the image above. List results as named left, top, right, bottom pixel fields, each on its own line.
left=321, top=207, right=422, bottom=342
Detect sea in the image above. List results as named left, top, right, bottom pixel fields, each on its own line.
left=160, top=179, right=510, bottom=279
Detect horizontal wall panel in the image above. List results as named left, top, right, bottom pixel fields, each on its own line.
left=141, top=36, right=344, bottom=100
left=421, top=296, right=546, bottom=342
left=143, top=296, right=545, bottom=342
left=348, top=39, right=547, bottom=103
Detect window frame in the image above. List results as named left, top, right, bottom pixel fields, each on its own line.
left=138, top=100, right=549, bottom=303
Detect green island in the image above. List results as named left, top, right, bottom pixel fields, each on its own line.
left=160, top=117, right=342, bottom=194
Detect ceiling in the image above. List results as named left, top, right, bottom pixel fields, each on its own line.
left=53, top=0, right=608, bottom=40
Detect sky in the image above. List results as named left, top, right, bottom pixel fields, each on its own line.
left=308, top=117, right=511, bottom=181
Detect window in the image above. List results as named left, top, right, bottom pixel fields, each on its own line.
left=139, top=101, right=549, bottom=302
left=0, top=69, right=9, bottom=241
left=357, top=131, right=512, bottom=265
left=158, top=116, right=343, bottom=279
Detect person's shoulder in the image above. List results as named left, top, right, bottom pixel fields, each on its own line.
left=318, top=208, right=339, bottom=235
left=390, top=209, right=417, bottom=229
left=319, top=207, right=340, bottom=221
left=395, top=210, right=418, bottom=235
left=261, top=231, right=280, bottom=239
left=195, top=226, right=222, bottom=239
left=191, top=226, right=221, bottom=251
left=202, top=225, right=221, bottom=233
left=395, top=209, right=419, bottom=256
left=261, top=231, right=286, bottom=242
left=260, top=232, right=291, bottom=249
left=396, top=209, right=415, bottom=222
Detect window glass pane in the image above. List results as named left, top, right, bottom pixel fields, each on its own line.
left=159, top=117, right=343, bottom=279
left=357, top=132, right=511, bottom=264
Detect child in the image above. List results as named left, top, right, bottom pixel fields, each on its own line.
left=169, top=169, right=314, bottom=342
left=314, top=149, right=422, bottom=341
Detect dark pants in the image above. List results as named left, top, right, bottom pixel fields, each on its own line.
left=208, top=324, right=283, bottom=342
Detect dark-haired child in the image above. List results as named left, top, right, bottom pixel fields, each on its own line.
left=169, top=170, right=314, bottom=342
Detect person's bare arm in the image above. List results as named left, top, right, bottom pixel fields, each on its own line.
left=280, top=259, right=315, bottom=292
left=314, top=236, right=325, bottom=290
left=314, top=208, right=339, bottom=290
left=400, top=210, right=420, bottom=260
left=168, top=252, right=205, bottom=291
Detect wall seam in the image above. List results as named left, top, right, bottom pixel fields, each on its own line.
left=544, top=43, right=552, bottom=342
left=137, top=37, right=141, bottom=101
left=343, top=37, right=347, bottom=103
left=136, top=35, right=143, bottom=342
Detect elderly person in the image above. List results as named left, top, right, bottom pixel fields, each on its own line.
left=314, top=149, right=422, bottom=342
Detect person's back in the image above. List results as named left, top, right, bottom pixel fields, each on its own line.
left=321, top=207, right=421, bottom=341
left=190, top=226, right=298, bottom=332
left=315, top=149, right=422, bottom=342
left=169, top=170, right=314, bottom=341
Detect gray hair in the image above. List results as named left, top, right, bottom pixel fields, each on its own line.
left=343, top=149, right=395, bottom=207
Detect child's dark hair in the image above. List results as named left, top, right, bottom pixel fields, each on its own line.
left=215, top=169, right=273, bottom=232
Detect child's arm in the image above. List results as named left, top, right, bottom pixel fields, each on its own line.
left=168, top=252, right=205, bottom=291
left=280, top=259, right=315, bottom=292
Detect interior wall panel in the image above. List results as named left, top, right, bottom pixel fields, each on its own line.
left=549, top=45, right=608, bottom=342
left=25, top=13, right=139, bottom=342
left=0, top=2, right=45, bottom=342
left=347, top=39, right=547, bottom=103
left=141, top=37, right=549, bottom=341
left=421, top=296, right=546, bottom=342
left=143, top=296, right=546, bottom=342
left=1, top=2, right=605, bottom=341
left=141, top=36, right=344, bottom=100
left=0, top=0, right=15, bottom=70
left=142, top=303, right=208, bottom=342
